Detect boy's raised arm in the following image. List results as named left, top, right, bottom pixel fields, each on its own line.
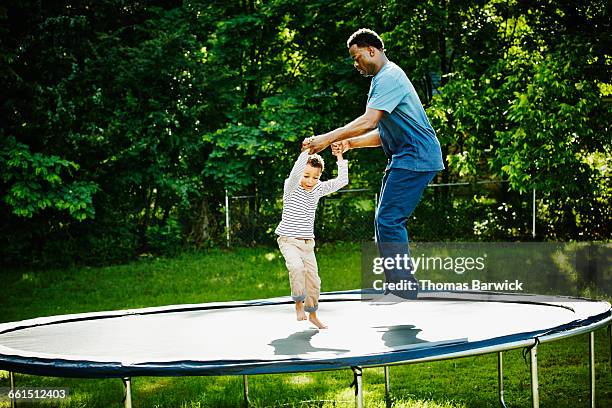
left=284, top=149, right=309, bottom=199
left=317, top=158, right=349, bottom=197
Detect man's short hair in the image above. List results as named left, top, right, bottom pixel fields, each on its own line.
left=307, top=154, right=325, bottom=173
left=346, top=28, right=385, bottom=52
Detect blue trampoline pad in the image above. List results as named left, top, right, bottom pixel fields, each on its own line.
left=0, top=291, right=610, bottom=377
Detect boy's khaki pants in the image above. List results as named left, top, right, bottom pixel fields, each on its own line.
left=277, top=236, right=320, bottom=312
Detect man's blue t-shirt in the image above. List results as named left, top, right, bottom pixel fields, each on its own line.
left=367, top=61, right=444, bottom=172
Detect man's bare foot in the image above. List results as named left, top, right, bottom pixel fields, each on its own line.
left=295, top=302, right=307, bottom=321
left=308, top=312, right=328, bottom=329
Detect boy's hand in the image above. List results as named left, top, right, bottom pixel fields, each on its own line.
left=303, top=135, right=331, bottom=154
left=331, top=140, right=350, bottom=157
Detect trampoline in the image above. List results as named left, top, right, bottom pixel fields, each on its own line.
left=1, top=290, right=611, bottom=407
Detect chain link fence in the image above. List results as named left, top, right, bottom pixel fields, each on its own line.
left=224, top=189, right=377, bottom=246
left=224, top=181, right=539, bottom=247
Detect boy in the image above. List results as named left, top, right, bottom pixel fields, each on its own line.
left=275, top=142, right=348, bottom=329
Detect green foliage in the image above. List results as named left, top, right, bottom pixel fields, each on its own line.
left=493, top=49, right=611, bottom=239
left=428, top=1, right=611, bottom=239
left=145, top=217, right=184, bottom=256
left=0, top=0, right=609, bottom=265
left=0, top=136, right=98, bottom=220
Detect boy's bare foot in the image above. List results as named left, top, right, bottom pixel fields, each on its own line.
left=308, top=312, right=328, bottom=329
left=295, top=302, right=307, bottom=321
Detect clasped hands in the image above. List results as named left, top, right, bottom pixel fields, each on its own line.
left=302, top=135, right=350, bottom=157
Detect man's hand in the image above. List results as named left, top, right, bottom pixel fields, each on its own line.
left=302, top=135, right=331, bottom=154
left=301, top=108, right=382, bottom=153
left=331, top=140, right=350, bottom=156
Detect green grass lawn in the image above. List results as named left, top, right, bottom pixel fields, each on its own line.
left=0, top=243, right=610, bottom=407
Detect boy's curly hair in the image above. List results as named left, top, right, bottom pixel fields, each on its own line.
left=307, top=154, right=325, bottom=173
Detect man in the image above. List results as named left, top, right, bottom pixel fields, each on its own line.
left=303, top=28, right=444, bottom=299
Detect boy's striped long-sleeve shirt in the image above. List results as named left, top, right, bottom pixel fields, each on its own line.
left=275, top=150, right=349, bottom=239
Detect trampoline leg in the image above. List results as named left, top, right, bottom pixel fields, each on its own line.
left=9, top=371, right=16, bottom=408
left=352, top=367, right=363, bottom=408
left=608, top=324, right=612, bottom=372
left=530, top=345, right=539, bottom=408
left=243, top=375, right=249, bottom=407
left=384, top=366, right=391, bottom=408
left=589, top=331, right=596, bottom=408
left=498, top=352, right=507, bottom=408
left=122, top=377, right=132, bottom=408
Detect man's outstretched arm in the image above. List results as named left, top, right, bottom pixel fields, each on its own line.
left=330, top=129, right=381, bottom=157
left=345, top=128, right=382, bottom=149
left=304, top=108, right=383, bottom=153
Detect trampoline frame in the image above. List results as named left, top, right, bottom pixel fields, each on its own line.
left=3, top=294, right=612, bottom=408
